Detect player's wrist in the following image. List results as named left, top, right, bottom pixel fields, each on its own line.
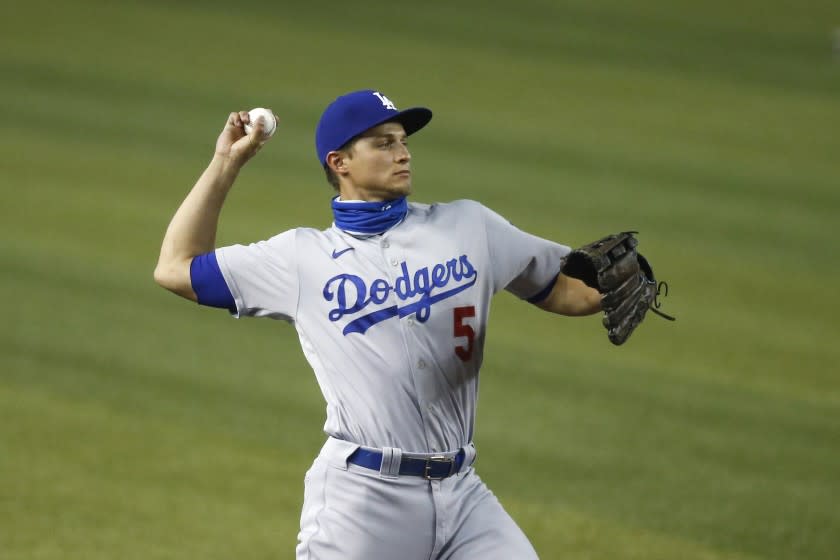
left=209, top=152, right=245, bottom=178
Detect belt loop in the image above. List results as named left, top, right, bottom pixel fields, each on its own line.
left=461, top=442, right=477, bottom=470
left=379, top=446, right=402, bottom=479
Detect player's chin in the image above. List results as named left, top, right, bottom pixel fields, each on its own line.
left=389, top=178, right=412, bottom=196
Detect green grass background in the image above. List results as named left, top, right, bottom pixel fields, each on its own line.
left=2, top=0, right=839, bottom=558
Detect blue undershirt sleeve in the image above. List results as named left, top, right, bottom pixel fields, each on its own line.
left=190, top=251, right=236, bottom=311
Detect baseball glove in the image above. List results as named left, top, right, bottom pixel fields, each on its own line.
left=561, top=232, right=674, bottom=345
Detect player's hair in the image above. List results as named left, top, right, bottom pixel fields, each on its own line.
left=324, top=164, right=340, bottom=190
left=323, top=138, right=358, bottom=191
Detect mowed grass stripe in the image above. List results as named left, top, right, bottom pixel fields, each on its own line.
left=0, top=385, right=304, bottom=560
left=509, top=499, right=766, bottom=560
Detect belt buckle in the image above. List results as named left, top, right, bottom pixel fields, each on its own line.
left=423, top=455, right=455, bottom=480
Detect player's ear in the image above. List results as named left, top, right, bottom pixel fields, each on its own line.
left=326, top=151, right=349, bottom=175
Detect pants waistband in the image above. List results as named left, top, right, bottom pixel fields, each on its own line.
left=319, top=437, right=477, bottom=479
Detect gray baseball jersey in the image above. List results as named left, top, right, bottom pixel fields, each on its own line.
left=215, top=199, right=569, bottom=454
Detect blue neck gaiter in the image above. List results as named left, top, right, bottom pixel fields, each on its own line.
left=331, top=196, right=408, bottom=235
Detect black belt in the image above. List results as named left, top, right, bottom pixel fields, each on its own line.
left=348, top=448, right=467, bottom=480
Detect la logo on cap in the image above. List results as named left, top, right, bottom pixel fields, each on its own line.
left=373, top=92, right=397, bottom=111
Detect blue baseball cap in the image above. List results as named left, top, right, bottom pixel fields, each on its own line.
left=315, top=90, right=432, bottom=165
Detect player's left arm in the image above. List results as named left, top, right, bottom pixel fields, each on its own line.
left=534, top=273, right=602, bottom=316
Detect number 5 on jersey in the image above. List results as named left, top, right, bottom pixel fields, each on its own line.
left=453, top=306, right=476, bottom=361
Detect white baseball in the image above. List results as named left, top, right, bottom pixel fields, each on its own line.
left=245, top=108, right=277, bottom=138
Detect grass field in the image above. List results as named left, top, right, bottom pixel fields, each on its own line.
left=2, top=0, right=839, bottom=558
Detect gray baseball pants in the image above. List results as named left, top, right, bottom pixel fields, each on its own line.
left=295, top=437, right=538, bottom=559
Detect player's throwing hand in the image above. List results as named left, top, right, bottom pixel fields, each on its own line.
left=215, top=110, right=277, bottom=167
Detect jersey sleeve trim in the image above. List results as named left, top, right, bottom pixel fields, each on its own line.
left=190, top=251, right=236, bottom=312
left=526, top=272, right=559, bottom=303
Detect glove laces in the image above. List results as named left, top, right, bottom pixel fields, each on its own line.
left=650, top=281, right=676, bottom=321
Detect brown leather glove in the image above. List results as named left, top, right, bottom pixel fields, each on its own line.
left=561, top=232, right=674, bottom=345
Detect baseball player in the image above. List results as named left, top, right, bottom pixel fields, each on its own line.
left=154, top=90, right=604, bottom=559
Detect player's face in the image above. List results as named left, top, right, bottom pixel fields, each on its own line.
left=339, top=122, right=412, bottom=201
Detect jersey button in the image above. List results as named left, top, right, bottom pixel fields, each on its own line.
left=407, top=317, right=415, bottom=326
left=418, top=359, right=426, bottom=369
left=390, top=257, right=399, bottom=266
left=382, top=240, right=390, bottom=249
